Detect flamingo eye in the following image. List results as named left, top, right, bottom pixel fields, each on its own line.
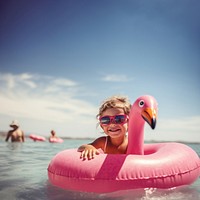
left=139, top=100, right=145, bottom=107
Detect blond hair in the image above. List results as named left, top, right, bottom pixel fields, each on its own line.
left=97, top=95, right=131, bottom=118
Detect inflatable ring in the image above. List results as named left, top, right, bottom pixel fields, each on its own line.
left=49, top=138, right=64, bottom=143
left=29, top=134, right=46, bottom=142
left=48, top=95, right=200, bottom=193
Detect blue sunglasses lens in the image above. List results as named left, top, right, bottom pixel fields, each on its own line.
left=100, top=115, right=126, bottom=125
left=100, top=116, right=110, bottom=124
left=115, top=115, right=126, bottom=123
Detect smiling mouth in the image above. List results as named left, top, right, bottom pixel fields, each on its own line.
left=109, top=129, right=120, bottom=132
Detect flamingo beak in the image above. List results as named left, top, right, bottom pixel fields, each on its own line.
left=141, top=108, right=157, bottom=129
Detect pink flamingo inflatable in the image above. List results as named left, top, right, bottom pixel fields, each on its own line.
left=48, top=95, right=200, bottom=193
left=127, top=95, right=157, bottom=155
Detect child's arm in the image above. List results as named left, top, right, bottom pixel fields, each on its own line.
left=78, top=144, right=100, bottom=160
left=78, top=137, right=105, bottom=160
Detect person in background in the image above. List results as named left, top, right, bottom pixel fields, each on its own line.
left=78, top=95, right=131, bottom=160
left=5, top=120, right=25, bottom=142
left=49, top=130, right=58, bottom=141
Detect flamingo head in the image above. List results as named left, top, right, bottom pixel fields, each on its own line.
left=132, top=95, right=158, bottom=129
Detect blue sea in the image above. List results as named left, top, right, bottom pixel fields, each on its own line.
left=0, top=138, right=199, bottom=200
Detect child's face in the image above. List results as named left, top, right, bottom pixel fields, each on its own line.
left=100, top=107, right=128, bottom=139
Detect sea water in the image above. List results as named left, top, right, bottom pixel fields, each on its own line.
left=0, top=138, right=199, bottom=200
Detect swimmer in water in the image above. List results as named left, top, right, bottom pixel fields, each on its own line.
left=49, top=130, right=58, bottom=141
left=5, top=120, right=25, bottom=142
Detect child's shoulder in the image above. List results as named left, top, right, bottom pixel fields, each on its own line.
left=92, top=136, right=107, bottom=148
left=95, top=136, right=107, bottom=142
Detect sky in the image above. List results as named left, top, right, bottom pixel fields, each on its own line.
left=0, top=0, right=200, bottom=142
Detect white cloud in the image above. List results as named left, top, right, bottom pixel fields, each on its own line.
left=44, top=77, right=78, bottom=93
left=0, top=73, right=37, bottom=89
left=0, top=72, right=200, bottom=142
left=101, top=74, right=131, bottom=82
left=144, top=116, right=200, bottom=142
left=53, top=78, right=77, bottom=87
left=19, top=73, right=37, bottom=88
left=0, top=72, right=97, bottom=128
left=0, top=73, right=15, bottom=89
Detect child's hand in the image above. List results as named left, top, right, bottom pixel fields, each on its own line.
left=78, top=145, right=100, bottom=160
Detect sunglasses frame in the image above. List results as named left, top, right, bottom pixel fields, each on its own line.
left=99, top=114, right=128, bottom=126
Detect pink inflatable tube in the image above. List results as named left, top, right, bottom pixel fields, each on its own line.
left=49, top=138, right=64, bottom=143
left=48, top=95, right=200, bottom=193
left=29, top=134, right=46, bottom=142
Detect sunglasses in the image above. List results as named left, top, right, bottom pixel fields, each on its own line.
left=99, top=114, right=128, bottom=125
